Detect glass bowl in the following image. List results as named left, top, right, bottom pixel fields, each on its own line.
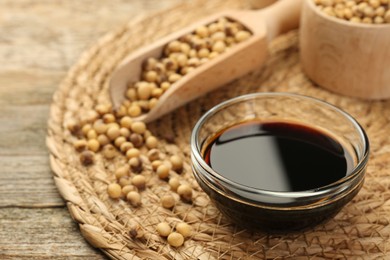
left=191, top=93, right=369, bottom=232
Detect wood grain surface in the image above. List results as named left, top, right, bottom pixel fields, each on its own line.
left=0, top=1, right=187, bottom=258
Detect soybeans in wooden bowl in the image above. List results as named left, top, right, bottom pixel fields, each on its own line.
left=300, top=0, right=390, bottom=99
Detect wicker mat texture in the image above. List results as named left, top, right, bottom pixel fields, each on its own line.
left=47, top=0, right=390, bottom=259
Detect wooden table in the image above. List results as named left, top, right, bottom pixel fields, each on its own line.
left=0, top=1, right=185, bottom=258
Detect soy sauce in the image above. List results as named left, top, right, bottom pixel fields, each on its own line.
left=203, top=120, right=353, bottom=192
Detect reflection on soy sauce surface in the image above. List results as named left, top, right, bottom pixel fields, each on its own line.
left=203, top=120, right=354, bottom=192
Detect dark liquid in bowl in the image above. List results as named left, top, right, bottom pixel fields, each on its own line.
left=203, top=120, right=354, bottom=192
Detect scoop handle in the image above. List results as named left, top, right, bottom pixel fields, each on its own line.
left=243, top=0, right=302, bottom=41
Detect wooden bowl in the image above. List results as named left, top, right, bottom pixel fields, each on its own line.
left=300, top=0, right=390, bottom=99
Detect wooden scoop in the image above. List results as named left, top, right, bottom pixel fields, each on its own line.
left=109, top=0, right=302, bottom=122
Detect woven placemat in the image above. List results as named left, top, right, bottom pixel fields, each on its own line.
left=47, top=0, right=390, bottom=259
